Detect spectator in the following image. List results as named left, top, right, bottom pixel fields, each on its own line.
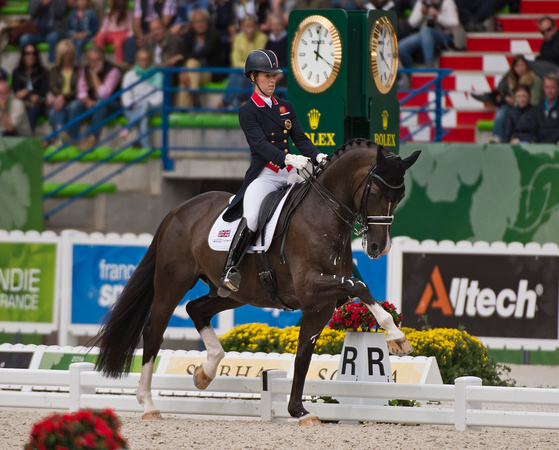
left=124, top=0, right=177, bottom=65
left=265, top=13, right=287, bottom=69
left=145, top=18, right=184, bottom=68
left=170, top=0, right=211, bottom=36
left=256, top=0, right=272, bottom=31
left=177, top=9, right=224, bottom=108
left=474, top=55, right=543, bottom=143
left=209, top=0, right=236, bottom=57
left=20, top=0, right=66, bottom=64
left=68, top=0, right=106, bottom=32
left=66, top=45, right=122, bottom=149
left=398, top=0, right=459, bottom=70
left=0, top=80, right=32, bottom=137
left=47, top=39, right=80, bottom=144
left=11, top=43, right=48, bottom=132
left=236, top=0, right=256, bottom=27
left=529, top=16, right=559, bottom=78
left=454, top=0, right=507, bottom=32
left=95, top=0, right=133, bottom=64
left=121, top=48, right=163, bottom=149
left=217, top=15, right=267, bottom=108
left=67, top=0, right=99, bottom=62
left=502, top=84, right=536, bottom=144
left=530, top=73, right=559, bottom=144
left=271, top=0, right=295, bottom=27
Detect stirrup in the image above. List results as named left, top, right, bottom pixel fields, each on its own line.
left=218, top=267, right=241, bottom=296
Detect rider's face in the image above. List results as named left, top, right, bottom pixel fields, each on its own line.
left=254, top=72, right=277, bottom=97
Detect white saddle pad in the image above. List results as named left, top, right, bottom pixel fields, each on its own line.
left=209, top=184, right=296, bottom=252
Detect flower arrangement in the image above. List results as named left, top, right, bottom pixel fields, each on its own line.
left=328, top=300, right=402, bottom=332
left=25, top=408, right=128, bottom=450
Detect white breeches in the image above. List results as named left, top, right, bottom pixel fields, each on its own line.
left=243, top=166, right=291, bottom=231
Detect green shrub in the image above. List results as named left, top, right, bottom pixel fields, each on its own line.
left=218, top=324, right=514, bottom=386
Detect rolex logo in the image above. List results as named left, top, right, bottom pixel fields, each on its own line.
left=382, top=110, right=389, bottom=130
left=308, top=109, right=321, bottom=130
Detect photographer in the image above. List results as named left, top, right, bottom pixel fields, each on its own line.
left=398, top=0, right=459, bottom=70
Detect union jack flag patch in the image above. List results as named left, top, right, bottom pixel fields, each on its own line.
left=218, top=229, right=231, bottom=238
left=279, top=106, right=287, bottom=114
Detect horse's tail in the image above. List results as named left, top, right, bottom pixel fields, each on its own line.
left=93, top=219, right=165, bottom=378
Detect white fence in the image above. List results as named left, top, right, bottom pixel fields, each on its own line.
left=1, top=363, right=558, bottom=431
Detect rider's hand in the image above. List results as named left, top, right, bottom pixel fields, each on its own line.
left=315, top=153, right=328, bottom=165
left=285, top=153, right=310, bottom=171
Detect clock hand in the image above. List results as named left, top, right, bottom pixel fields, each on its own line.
left=314, top=51, right=333, bottom=69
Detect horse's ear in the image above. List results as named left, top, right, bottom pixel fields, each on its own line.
left=402, top=150, right=421, bottom=170
left=376, top=147, right=387, bottom=167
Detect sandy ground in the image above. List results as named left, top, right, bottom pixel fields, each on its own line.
left=4, top=364, right=558, bottom=450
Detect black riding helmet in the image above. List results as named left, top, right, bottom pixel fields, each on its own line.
left=244, top=49, right=283, bottom=79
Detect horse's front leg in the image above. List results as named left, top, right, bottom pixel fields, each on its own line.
left=288, top=305, right=335, bottom=426
left=320, top=275, right=413, bottom=356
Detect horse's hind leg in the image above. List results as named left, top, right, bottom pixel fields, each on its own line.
left=138, top=284, right=191, bottom=419
left=186, top=295, right=242, bottom=389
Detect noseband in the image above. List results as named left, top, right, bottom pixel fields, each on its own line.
left=303, top=161, right=402, bottom=236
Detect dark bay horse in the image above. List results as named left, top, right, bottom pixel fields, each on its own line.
left=93, top=139, right=420, bottom=425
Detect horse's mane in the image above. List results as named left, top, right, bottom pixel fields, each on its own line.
left=317, top=138, right=381, bottom=177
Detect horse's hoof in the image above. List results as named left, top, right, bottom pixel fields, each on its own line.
left=387, top=336, right=413, bottom=356
left=142, top=410, right=163, bottom=420
left=193, top=365, right=214, bottom=390
left=299, top=415, right=322, bottom=426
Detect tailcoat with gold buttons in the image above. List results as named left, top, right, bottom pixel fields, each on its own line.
left=223, top=92, right=319, bottom=222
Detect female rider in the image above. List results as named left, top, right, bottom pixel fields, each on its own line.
left=219, top=49, right=327, bottom=297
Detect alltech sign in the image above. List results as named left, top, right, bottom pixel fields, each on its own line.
left=400, top=252, right=559, bottom=340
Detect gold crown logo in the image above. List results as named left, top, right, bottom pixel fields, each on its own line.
left=382, top=110, right=389, bottom=130
left=308, top=109, right=321, bottom=130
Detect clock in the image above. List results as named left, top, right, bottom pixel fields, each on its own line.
left=291, top=15, right=343, bottom=94
left=370, top=16, right=398, bottom=94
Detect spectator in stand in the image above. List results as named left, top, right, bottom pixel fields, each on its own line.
left=0, top=80, right=32, bottom=137
left=529, top=16, right=559, bottom=78
left=209, top=0, right=236, bottom=58
left=66, top=45, right=122, bottom=149
left=124, top=0, right=177, bottom=65
left=170, top=0, right=211, bottom=36
left=398, top=0, right=459, bottom=70
left=67, top=0, right=99, bottom=63
left=95, top=0, right=133, bottom=64
left=145, top=18, right=184, bottom=68
left=19, top=0, right=66, bottom=64
left=256, top=0, right=272, bottom=32
left=217, top=15, right=267, bottom=108
left=473, top=55, right=543, bottom=143
left=270, top=0, right=295, bottom=27
left=502, top=84, right=536, bottom=144
left=47, top=39, right=80, bottom=145
left=236, top=0, right=256, bottom=27
left=265, top=13, right=287, bottom=69
left=177, top=9, right=224, bottom=108
left=68, top=0, right=106, bottom=31
left=530, top=73, right=559, bottom=144
left=454, top=0, right=507, bottom=32
left=11, top=43, right=48, bottom=132
left=121, top=48, right=163, bottom=149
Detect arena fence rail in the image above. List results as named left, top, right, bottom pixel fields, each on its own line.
left=1, top=363, right=558, bottom=431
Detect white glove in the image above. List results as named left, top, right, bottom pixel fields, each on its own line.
left=285, top=153, right=311, bottom=171
left=316, top=153, right=328, bottom=164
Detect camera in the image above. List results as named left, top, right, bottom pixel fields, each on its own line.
left=422, top=0, right=441, bottom=28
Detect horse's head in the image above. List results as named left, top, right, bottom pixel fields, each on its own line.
left=358, top=147, right=421, bottom=259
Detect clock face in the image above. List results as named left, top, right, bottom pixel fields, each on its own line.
left=370, top=17, right=398, bottom=94
left=291, top=15, right=342, bottom=94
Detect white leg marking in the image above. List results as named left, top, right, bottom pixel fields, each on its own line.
left=137, top=357, right=157, bottom=414
left=200, top=326, right=225, bottom=379
left=367, top=302, right=405, bottom=341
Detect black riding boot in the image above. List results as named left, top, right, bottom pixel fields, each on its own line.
left=218, top=218, right=255, bottom=297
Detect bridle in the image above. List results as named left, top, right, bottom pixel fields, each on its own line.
left=301, top=161, right=402, bottom=236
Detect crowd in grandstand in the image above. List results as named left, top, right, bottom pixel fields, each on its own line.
left=0, top=0, right=558, bottom=145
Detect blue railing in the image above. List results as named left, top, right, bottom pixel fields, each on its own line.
left=398, top=68, right=452, bottom=142
left=43, top=66, right=450, bottom=219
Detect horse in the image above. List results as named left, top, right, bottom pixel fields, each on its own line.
left=92, top=138, right=421, bottom=425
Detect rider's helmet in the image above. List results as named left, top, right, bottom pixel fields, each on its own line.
left=244, top=49, right=283, bottom=79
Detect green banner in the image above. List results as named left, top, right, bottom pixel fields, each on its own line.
left=0, top=242, right=56, bottom=323
left=394, top=143, right=559, bottom=244
left=0, top=137, right=43, bottom=231
left=38, top=352, right=160, bottom=372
